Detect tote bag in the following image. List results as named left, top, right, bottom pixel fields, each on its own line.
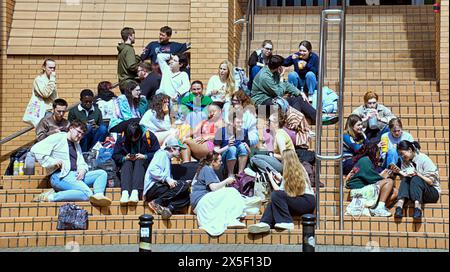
left=22, top=95, right=46, bottom=127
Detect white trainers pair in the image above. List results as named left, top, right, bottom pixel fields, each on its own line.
left=227, top=220, right=246, bottom=229
left=120, top=190, right=139, bottom=205
left=89, top=193, right=112, bottom=207
left=370, top=206, right=392, bottom=217
left=248, top=222, right=270, bottom=234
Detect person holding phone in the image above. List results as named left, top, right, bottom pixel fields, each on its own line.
left=248, top=149, right=315, bottom=233
left=68, top=89, right=108, bottom=152
left=391, top=140, right=440, bottom=220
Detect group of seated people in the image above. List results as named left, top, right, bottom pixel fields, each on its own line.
left=26, top=26, right=440, bottom=237
left=342, top=91, right=441, bottom=219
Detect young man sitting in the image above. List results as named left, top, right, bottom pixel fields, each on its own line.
left=31, top=120, right=112, bottom=206
left=68, top=89, right=108, bottom=152
left=36, top=98, right=70, bottom=142
left=143, top=137, right=191, bottom=219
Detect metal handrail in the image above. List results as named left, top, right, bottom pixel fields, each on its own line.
left=0, top=82, right=119, bottom=146
left=314, top=4, right=346, bottom=230
left=234, top=0, right=255, bottom=76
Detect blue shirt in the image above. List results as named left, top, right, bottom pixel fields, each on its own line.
left=141, top=41, right=188, bottom=63
left=283, top=52, right=319, bottom=79
left=343, top=133, right=368, bottom=159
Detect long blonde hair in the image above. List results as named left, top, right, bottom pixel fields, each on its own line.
left=282, top=149, right=307, bottom=197
left=219, top=60, right=236, bottom=99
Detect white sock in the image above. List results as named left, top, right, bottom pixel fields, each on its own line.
left=377, top=202, right=385, bottom=209
left=122, top=190, right=129, bottom=196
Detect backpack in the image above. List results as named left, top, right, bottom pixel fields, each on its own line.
left=234, top=67, right=250, bottom=95
left=4, top=147, right=31, bottom=175
left=95, top=158, right=120, bottom=188
left=56, top=203, right=89, bottom=230
left=231, top=172, right=255, bottom=197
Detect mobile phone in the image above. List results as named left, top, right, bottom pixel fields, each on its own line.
left=129, top=154, right=136, bottom=158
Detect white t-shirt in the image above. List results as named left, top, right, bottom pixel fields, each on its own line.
left=206, top=75, right=228, bottom=102
left=156, top=53, right=190, bottom=99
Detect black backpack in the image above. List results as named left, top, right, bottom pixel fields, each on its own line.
left=4, top=147, right=30, bottom=175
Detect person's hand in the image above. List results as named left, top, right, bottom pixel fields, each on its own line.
left=228, top=136, right=235, bottom=146
left=167, top=178, right=177, bottom=189
left=243, top=143, right=251, bottom=154
left=125, top=154, right=136, bottom=161
left=140, top=47, right=148, bottom=55
left=344, top=169, right=355, bottom=182
left=379, top=140, right=387, bottom=150
left=380, top=169, right=393, bottom=179
left=135, top=153, right=146, bottom=160
left=282, top=92, right=291, bottom=99
left=195, top=137, right=206, bottom=144
left=76, top=169, right=86, bottom=181
left=292, top=54, right=299, bottom=60
left=271, top=172, right=282, bottom=185
left=279, top=66, right=286, bottom=78
left=171, top=97, right=178, bottom=103
left=55, top=160, right=63, bottom=169
left=225, top=177, right=236, bottom=185
left=299, top=91, right=308, bottom=102
left=186, top=42, right=191, bottom=49
left=211, top=89, right=219, bottom=95
left=50, top=71, right=57, bottom=79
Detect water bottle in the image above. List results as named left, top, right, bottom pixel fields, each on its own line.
left=368, top=115, right=378, bottom=130
left=24, top=152, right=36, bottom=175
left=18, top=161, right=24, bottom=176
left=13, top=159, right=19, bottom=176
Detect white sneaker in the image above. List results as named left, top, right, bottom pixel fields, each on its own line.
left=248, top=222, right=270, bottom=234
left=274, top=222, right=295, bottom=230
left=227, top=220, right=246, bottom=229
left=128, top=190, right=139, bottom=204
left=120, top=191, right=129, bottom=205
left=33, top=189, right=55, bottom=202
left=370, top=207, right=392, bottom=217
left=90, top=193, right=112, bottom=207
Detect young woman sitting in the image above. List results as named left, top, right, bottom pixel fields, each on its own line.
left=343, top=114, right=368, bottom=175
left=247, top=149, right=315, bottom=233
left=205, top=60, right=236, bottom=104
left=180, top=80, right=213, bottom=130
left=391, top=140, right=440, bottom=220
left=190, top=152, right=246, bottom=236
left=380, top=118, right=414, bottom=169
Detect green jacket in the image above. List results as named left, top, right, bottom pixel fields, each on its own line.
left=68, top=104, right=103, bottom=125
left=346, top=157, right=383, bottom=189
left=117, top=43, right=141, bottom=83
left=250, top=66, right=301, bottom=106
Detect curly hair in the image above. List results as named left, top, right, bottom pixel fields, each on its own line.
left=232, top=90, right=253, bottom=109
left=149, top=93, right=170, bottom=120
left=282, top=149, right=307, bottom=197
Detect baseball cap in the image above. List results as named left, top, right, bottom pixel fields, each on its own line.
left=165, top=137, right=186, bottom=149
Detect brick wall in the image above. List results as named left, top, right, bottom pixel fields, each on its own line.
left=439, top=0, right=449, bottom=101
left=0, top=0, right=245, bottom=171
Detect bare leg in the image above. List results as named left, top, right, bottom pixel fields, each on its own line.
left=226, top=159, right=237, bottom=178
left=378, top=178, right=394, bottom=203
left=184, top=139, right=210, bottom=160
left=238, top=155, right=248, bottom=174
left=181, top=146, right=191, bottom=162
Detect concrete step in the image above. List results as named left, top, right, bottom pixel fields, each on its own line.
left=0, top=228, right=447, bottom=249
left=0, top=213, right=448, bottom=234
left=0, top=199, right=447, bottom=218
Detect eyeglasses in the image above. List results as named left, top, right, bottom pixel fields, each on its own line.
left=73, top=128, right=85, bottom=136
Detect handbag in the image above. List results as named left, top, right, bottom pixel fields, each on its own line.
left=22, top=94, right=47, bottom=127
left=56, top=203, right=89, bottom=230
left=232, top=172, right=255, bottom=197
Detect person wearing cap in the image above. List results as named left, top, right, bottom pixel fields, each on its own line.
left=143, top=137, right=191, bottom=219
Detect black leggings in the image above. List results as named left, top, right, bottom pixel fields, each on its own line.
left=145, top=181, right=191, bottom=212
left=120, top=159, right=148, bottom=192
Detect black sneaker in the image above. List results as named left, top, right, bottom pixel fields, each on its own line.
left=394, top=207, right=403, bottom=219
left=322, top=115, right=339, bottom=125
left=413, top=208, right=422, bottom=220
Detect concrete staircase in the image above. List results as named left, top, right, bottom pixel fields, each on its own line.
left=0, top=5, right=448, bottom=250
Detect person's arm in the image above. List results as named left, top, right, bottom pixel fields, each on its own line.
left=140, top=42, right=152, bottom=60
left=30, top=134, right=61, bottom=169
left=157, top=53, right=171, bottom=75
left=343, top=134, right=365, bottom=154
left=305, top=53, right=319, bottom=76
left=171, top=42, right=189, bottom=54
left=177, top=72, right=191, bottom=97
left=33, top=74, right=57, bottom=98
left=143, top=132, right=161, bottom=163
left=147, top=151, right=170, bottom=183
left=245, top=113, right=259, bottom=147
left=413, top=155, right=439, bottom=186
left=209, top=177, right=235, bottom=191
left=267, top=172, right=281, bottom=191
left=378, top=105, right=395, bottom=124
left=112, top=137, right=126, bottom=165
left=125, top=48, right=142, bottom=73
left=35, top=118, right=48, bottom=142
left=282, top=54, right=295, bottom=67
left=248, top=51, right=259, bottom=67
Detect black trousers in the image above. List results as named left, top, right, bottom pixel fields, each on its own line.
left=120, top=159, right=148, bottom=192
left=398, top=176, right=439, bottom=204
left=109, top=118, right=141, bottom=133
left=261, top=97, right=317, bottom=125
left=261, top=190, right=315, bottom=226
left=145, top=181, right=191, bottom=212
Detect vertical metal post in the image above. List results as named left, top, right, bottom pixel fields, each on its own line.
left=139, top=214, right=154, bottom=252
left=315, top=8, right=346, bottom=230
left=301, top=214, right=316, bottom=252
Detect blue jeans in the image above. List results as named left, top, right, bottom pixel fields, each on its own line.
left=222, top=144, right=249, bottom=162
left=288, top=71, right=317, bottom=96
left=248, top=66, right=262, bottom=91
left=383, top=148, right=401, bottom=169
left=50, top=170, right=108, bottom=202
left=80, top=123, right=108, bottom=152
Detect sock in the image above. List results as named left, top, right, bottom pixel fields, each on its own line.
left=377, top=202, right=386, bottom=209
left=414, top=201, right=421, bottom=209
left=396, top=199, right=404, bottom=208
left=122, top=190, right=129, bottom=196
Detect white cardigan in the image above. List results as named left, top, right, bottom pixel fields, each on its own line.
left=30, top=132, right=88, bottom=178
